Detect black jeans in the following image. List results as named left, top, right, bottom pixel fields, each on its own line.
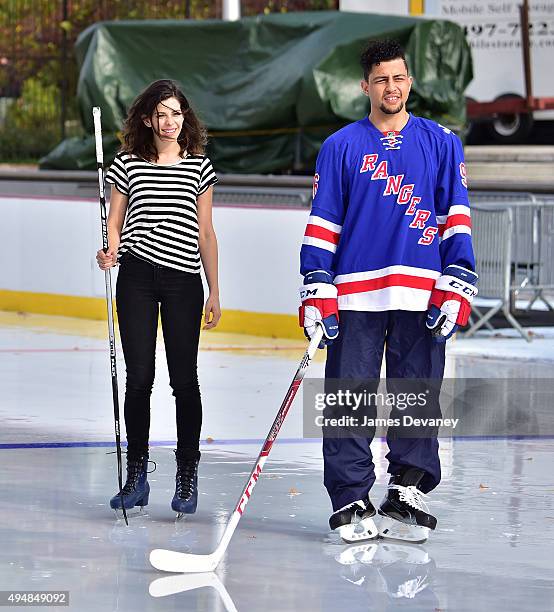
left=116, top=253, right=204, bottom=459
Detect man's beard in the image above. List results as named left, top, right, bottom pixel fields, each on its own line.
left=379, top=100, right=404, bottom=115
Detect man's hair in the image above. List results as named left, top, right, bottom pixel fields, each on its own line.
left=360, top=39, right=408, bottom=81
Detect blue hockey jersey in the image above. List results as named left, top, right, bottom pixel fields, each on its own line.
left=300, top=114, right=475, bottom=312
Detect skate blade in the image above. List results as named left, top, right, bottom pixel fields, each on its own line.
left=337, top=516, right=379, bottom=544
left=113, top=506, right=148, bottom=521
left=378, top=516, right=429, bottom=544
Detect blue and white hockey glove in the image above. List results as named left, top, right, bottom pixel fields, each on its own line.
left=299, top=270, right=339, bottom=349
left=426, top=265, right=478, bottom=342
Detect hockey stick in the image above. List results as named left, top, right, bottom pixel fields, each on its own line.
left=92, top=107, right=127, bottom=526
left=149, top=325, right=324, bottom=573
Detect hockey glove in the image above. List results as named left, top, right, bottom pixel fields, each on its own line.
left=426, top=265, right=478, bottom=342
left=299, top=270, right=339, bottom=349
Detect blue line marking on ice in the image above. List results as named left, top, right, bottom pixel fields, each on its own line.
left=1, top=436, right=553, bottom=450
left=0, top=438, right=323, bottom=450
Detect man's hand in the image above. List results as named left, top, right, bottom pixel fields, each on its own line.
left=426, top=265, right=478, bottom=342
left=299, top=270, right=339, bottom=349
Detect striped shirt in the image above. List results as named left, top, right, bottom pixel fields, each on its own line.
left=105, top=152, right=217, bottom=273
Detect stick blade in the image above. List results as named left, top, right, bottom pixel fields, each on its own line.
left=150, top=548, right=219, bottom=573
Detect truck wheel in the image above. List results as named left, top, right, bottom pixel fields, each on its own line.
left=485, top=94, right=533, bottom=144
left=465, top=96, right=482, bottom=144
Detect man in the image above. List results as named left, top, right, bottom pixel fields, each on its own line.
left=299, top=39, right=477, bottom=543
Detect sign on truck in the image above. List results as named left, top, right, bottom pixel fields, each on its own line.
left=341, top=0, right=554, bottom=142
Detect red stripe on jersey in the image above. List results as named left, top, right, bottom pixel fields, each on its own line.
left=438, top=214, right=471, bottom=236
left=337, top=274, right=436, bottom=295
left=304, top=224, right=341, bottom=245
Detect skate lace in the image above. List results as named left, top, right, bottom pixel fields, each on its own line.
left=391, top=485, right=430, bottom=512
left=107, top=453, right=156, bottom=494
left=176, top=461, right=197, bottom=499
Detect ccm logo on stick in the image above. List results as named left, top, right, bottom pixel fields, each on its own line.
left=237, top=463, right=262, bottom=515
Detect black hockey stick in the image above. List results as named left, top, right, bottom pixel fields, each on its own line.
left=92, top=107, right=127, bottom=525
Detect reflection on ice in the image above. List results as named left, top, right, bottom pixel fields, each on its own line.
left=325, top=541, right=436, bottom=602
left=149, top=572, right=238, bottom=612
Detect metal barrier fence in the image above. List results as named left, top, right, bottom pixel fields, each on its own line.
left=467, top=193, right=554, bottom=341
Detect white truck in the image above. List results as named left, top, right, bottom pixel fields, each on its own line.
left=340, top=0, right=554, bottom=143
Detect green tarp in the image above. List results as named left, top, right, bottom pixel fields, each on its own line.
left=40, top=11, right=472, bottom=173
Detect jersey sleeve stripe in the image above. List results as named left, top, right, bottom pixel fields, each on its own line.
left=438, top=213, right=472, bottom=235
left=439, top=225, right=472, bottom=242
left=307, top=215, right=343, bottom=233
left=304, top=224, right=341, bottom=245
left=448, top=204, right=471, bottom=217
left=302, top=236, right=338, bottom=253
left=436, top=205, right=471, bottom=226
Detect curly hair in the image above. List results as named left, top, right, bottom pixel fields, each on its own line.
left=121, top=79, right=207, bottom=161
left=360, top=39, right=408, bottom=81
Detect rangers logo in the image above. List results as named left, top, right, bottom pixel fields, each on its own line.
left=381, top=131, right=403, bottom=151
left=312, top=173, right=320, bottom=199
left=459, top=162, right=467, bottom=188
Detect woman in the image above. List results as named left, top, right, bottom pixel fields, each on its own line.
left=96, top=79, right=220, bottom=516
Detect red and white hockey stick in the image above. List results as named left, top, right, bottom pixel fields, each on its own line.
left=149, top=326, right=324, bottom=573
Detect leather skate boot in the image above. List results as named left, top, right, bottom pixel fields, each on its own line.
left=110, top=453, right=150, bottom=510
left=171, top=450, right=200, bottom=516
left=378, top=468, right=436, bottom=543
left=329, top=496, right=379, bottom=543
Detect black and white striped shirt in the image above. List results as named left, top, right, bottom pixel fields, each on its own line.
left=105, top=152, right=217, bottom=273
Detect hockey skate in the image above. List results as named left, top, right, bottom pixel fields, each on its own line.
left=378, top=468, right=437, bottom=543
left=171, top=450, right=199, bottom=518
left=329, top=497, right=379, bottom=543
left=110, top=453, right=151, bottom=519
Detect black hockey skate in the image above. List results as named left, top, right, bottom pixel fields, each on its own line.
left=378, top=468, right=436, bottom=543
left=110, top=453, right=150, bottom=514
left=171, top=450, right=199, bottom=517
left=329, top=497, right=379, bottom=543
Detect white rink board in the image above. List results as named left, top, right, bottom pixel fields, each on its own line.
left=0, top=195, right=307, bottom=316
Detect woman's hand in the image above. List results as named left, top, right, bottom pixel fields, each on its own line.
left=203, top=294, right=221, bottom=330
left=96, top=243, right=119, bottom=270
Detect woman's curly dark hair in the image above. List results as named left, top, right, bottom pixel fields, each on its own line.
left=121, top=79, right=207, bottom=161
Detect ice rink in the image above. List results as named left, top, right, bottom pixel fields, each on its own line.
left=2, top=312, right=554, bottom=612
